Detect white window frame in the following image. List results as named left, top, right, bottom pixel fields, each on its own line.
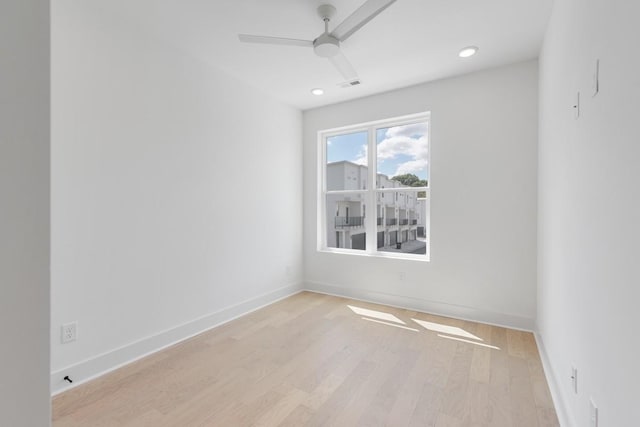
left=317, top=111, right=431, bottom=261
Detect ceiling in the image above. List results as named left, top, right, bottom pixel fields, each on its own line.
left=92, top=0, right=553, bottom=110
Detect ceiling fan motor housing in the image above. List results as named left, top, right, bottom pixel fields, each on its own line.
left=317, top=4, right=337, bottom=20
left=314, top=34, right=340, bottom=57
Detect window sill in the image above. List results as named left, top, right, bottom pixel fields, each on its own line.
left=317, top=247, right=430, bottom=262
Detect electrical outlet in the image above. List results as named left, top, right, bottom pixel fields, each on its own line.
left=61, top=322, right=77, bottom=344
left=571, top=366, right=578, bottom=394
left=398, top=272, right=406, bottom=281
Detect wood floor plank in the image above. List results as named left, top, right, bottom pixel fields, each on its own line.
left=52, top=291, right=558, bottom=426
left=510, top=375, right=539, bottom=427
left=531, top=375, right=555, bottom=409
left=305, top=359, right=377, bottom=426
left=277, top=404, right=314, bottom=427
left=301, top=373, right=345, bottom=411
left=470, top=345, right=492, bottom=384
left=253, top=386, right=309, bottom=427
left=506, top=329, right=525, bottom=358
left=207, top=389, right=283, bottom=427
left=330, top=350, right=401, bottom=425
left=435, top=412, right=464, bottom=427
left=537, top=407, right=561, bottom=427
left=464, top=380, right=491, bottom=425
left=387, top=347, right=439, bottom=426
left=407, top=381, right=443, bottom=427
left=439, top=341, right=474, bottom=418
left=357, top=347, right=420, bottom=426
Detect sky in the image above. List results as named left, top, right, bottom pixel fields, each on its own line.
left=326, top=122, right=429, bottom=180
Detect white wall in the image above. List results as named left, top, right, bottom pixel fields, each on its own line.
left=537, top=0, right=640, bottom=425
left=304, top=61, right=539, bottom=329
left=0, top=1, right=51, bottom=425
left=51, top=1, right=302, bottom=393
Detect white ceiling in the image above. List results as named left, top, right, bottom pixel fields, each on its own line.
left=93, top=0, right=553, bottom=110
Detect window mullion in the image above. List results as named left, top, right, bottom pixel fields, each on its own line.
left=318, top=133, right=327, bottom=251
left=365, top=126, right=377, bottom=254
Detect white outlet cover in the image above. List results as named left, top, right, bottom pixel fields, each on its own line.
left=61, top=322, right=77, bottom=344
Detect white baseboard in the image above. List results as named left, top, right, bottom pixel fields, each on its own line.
left=51, top=280, right=535, bottom=396
left=304, top=281, right=535, bottom=331
left=534, top=332, right=574, bottom=427
left=51, top=283, right=303, bottom=395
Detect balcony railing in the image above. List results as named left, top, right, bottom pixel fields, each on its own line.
left=399, top=219, right=409, bottom=225
left=335, top=216, right=364, bottom=228
left=411, top=219, right=418, bottom=225
left=377, top=217, right=383, bottom=226
left=386, top=218, right=397, bottom=226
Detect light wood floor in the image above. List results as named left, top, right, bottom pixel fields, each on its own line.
left=52, top=291, right=559, bottom=426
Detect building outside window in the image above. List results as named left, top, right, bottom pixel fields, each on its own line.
left=318, top=112, right=430, bottom=260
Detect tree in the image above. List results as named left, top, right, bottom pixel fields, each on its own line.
left=391, top=173, right=428, bottom=198
left=391, top=173, right=427, bottom=188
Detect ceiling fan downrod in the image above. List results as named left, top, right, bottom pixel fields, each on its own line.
left=315, top=4, right=340, bottom=58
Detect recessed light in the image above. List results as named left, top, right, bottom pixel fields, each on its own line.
left=311, top=88, right=324, bottom=96
left=459, top=46, right=479, bottom=58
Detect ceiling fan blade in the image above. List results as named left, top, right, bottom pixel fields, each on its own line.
left=329, top=51, right=359, bottom=82
left=238, top=34, right=313, bottom=47
left=330, top=0, right=397, bottom=42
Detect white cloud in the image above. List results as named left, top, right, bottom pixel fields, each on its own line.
left=377, top=135, right=428, bottom=161
left=348, top=122, right=429, bottom=177
left=377, top=131, right=428, bottom=177
left=353, top=144, right=368, bottom=165
left=395, top=159, right=426, bottom=176
left=385, top=122, right=428, bottom=139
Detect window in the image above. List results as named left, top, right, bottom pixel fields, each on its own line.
left=318, top=112, right=430, bottom=260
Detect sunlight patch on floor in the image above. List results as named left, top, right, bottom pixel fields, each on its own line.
left=437, top=334, right=500, bottom=350
left=361, top=317, right=419, bottom=332
left=412, top=318, right=483, bottom=341
left=347, top=305, right=405, bottom=324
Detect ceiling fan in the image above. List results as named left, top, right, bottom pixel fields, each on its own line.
left=238, top=0, right=397, bottom=85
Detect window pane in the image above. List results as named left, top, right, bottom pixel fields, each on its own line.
left=375, top=190, right=428, bottom=255
left=375, top=122, right=428, bottom=189
left=326, top=131, right=368, bottom=191
left=325, top=193, right=367, bottom=250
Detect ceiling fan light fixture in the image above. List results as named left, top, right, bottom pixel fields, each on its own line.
left=311, top=88, right=324, bottom=96
left=313, top=34, right=340, bottom=58
left=459, top=46, right=479, bottom=58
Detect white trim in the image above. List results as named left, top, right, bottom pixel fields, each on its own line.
left=366, top=123, right=376, bottom=253
left=373, top=187, right=428, bottom=193
left=51, top=282, right=544, bottom=401
left=304, top=281, right=535, bottom=331
left=325, top=189, right=368, bottom=195
left=317, top=247, right=430, bottom=262
left=319, top=112, right=431, bottom=137
left=51, top=283, right=303, bottom=396
left=318, top=112, right=431, bottom=259
left=317, top=128, right=327, bottom=252
left=534, top=332, right=574, bottom=427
